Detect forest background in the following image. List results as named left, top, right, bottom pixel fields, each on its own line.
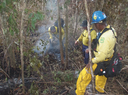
left=0, top=0, right=128, bottom=95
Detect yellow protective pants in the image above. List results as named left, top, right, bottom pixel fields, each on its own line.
left=75, top=63, right=107, bottom=95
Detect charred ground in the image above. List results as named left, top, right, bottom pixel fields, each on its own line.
left=0, top=44, right=128, bottom=95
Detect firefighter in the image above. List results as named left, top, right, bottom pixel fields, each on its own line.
left=70, top=11, right=117, bottom=95
left=75, top=20, right=96, bottom=64
left=47, top=18, right=65, bottom=58
left=48, top=18, right=65, bottom=41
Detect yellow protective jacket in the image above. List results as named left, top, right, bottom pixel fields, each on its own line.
left=92, top=25, right=117, bottom=64
left=75, top=25, right=117, bottom=95
left=77, top=27, right=97, bottom=46
left=48, top=26, right=65, bottom=40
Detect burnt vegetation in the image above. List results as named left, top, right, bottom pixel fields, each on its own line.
left=0, top=0, right=128, bottom=95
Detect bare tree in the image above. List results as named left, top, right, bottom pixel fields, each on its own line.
left=84, top=0, right=95, bottom=94
left=57, top=0, right=64, bottom=65
left=65, top=5, right=69, bottom=68
left=73, top=0, right=78, bottom=38
left=20, top=0, right=26, bottom=93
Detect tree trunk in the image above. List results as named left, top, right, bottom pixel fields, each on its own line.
left=65, top=5, right=69, bottom=68
left=20, top=0, right=26, bottom=94
left=57, top=0, right=64, bottom=65
left=73, top=0, right=78, bottom=38
left=84, top=0, right=95, bottom=94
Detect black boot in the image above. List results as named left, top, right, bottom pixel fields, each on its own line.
left=69, top=90, right=76, bottom=95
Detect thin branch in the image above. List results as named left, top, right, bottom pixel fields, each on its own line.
left=3, top=41, right=13, bottom=58
left=120, top=65, right=128, bottom=72
left=65, top=5, right=69, bottom=68
left=84, top=0, right=95, bottom=94
left=0, top=68, right=10, bottom=78
left=36, top=81, right=73, bottom=85
left=57, top=0, right=64, bottom=65
left=60, top=90, right=68, bottom=95
left=113, top=3, right=122, bottom=29
left=20, top=0, right=26, bottom=93
left=116, top=79, right=128, bottom=93
left=73, top=0, right=78, bottom=38
left=2, top=41, right=13, bottom=66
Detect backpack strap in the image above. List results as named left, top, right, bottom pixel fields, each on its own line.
left=82, top=33, right=86, bottom=37
left=97, top=28, right=109, bottom=40
left=92, top=28, right=109, bottom=52
left=90, top=29, right=94, bottom=31
left=92, top=26, right=116, bottom=52
left=109, top=26, right=117, bottom=53
left=110, top=26, right=117, bottom=39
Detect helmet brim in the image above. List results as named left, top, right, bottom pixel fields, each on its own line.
left=91, top=22, right=97, bottom=24
left=80, top=24, right=87, bottom=27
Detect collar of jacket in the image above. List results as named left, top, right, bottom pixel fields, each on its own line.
left=48, top=26, right=58, bottom=34
left=83, top=26, right=93, bottom=32
left=100, top=25, right=110, bottom=34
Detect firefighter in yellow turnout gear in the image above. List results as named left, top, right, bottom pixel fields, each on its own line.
left=48, top=26, right=65, bottom=40
left=47, top=18, right=65, bottom=58
left=74, top=11, right=117, bottom=95
left=75, top=20, right=96, bottom=64
left=48, top=18, right=65, bottom=40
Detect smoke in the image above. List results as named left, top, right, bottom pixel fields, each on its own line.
left=33, top=24, right=50, bottom=56
left=33, top=38, right=48, bottom=56
left=33, top=0, right=65, bottom=61
left=33, top=32, right=65, bottom=61
left=45, top=0, right=58, bottom=17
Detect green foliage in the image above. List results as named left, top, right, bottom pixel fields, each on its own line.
left=28, top=11, right=45, bottom=32
left=29, top=82, right=39, bottom=95
left=26, top=53, right=43, bottom=77
left=1, top=0, right=45, bottom=35
left=43, top=89, right=49, bottom=94
left=65, top=73, right=74, bottom=82
left=51, top=16, right=53, bottom=20
left=52, top=70, right=76, bottom=83
left=0, top=0, right=19, bottom=35
left=0, top=0, right=47, bottom=74
left=125, top=7, right=128, bottom=12
left=8, top=13, right=19, bottom=35
left=0, top=1, right=7, bottom=11
left=52, top=71, right=62, bottom=84
left=29, top=56, right=42, bottom=70
left=64, top=0, right=71, bottom=8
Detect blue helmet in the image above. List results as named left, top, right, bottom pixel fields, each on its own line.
left=91, top=11, right=107, bottom=24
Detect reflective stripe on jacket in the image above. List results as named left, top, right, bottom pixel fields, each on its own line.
left=48, top=26, right=65, bottom=40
